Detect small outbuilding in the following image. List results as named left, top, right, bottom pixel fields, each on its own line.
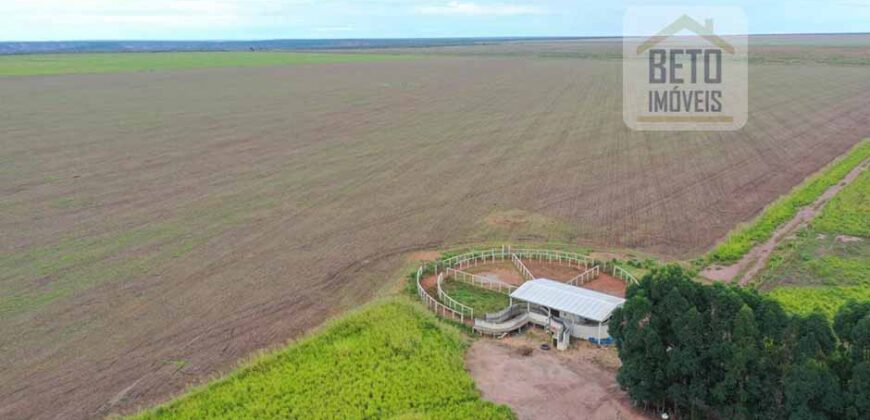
left=509, top=278, right=625, bottom=343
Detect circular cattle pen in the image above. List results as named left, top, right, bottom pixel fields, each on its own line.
left=415, top=246, right=638, bottom=349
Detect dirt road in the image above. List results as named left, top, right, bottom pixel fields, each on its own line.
left=701, top=159, right=868, bottom=284
left=466, top=337, right=649, bottom=420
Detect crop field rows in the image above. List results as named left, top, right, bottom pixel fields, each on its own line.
left=2, top=40, right=870, bottom=418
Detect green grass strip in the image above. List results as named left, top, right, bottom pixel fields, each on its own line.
left=768, top=286, right=870, bottom=319
left=132, top=298, right=513, bottom=420
left=707, top=139, right=870, bottom=264
left=812, top=168, right=870, bottom=237
left=0, top=52, right=419, bottom=77
left=441, top=281, right=512, bottom=315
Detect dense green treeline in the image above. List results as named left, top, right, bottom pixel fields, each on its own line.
left=610, top=266, right=870, bottom=419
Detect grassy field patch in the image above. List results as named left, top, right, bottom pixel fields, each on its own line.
left=767, top=286, right=870, bottom=319
left=0, top=52, right=418, bottom=77
left=133, top=299, right=512, bottom=419
left=441, top=280, right=511, bottom=315
left=813, top=168, right=870, bottom=237
left=759, top=229, right=869, bottom=288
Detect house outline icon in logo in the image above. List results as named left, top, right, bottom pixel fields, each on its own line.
left=622, top=6, right=748, bottom=131
left=635, top=15, right=736, bottom=55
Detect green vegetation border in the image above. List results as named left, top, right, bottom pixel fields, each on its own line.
left=769, top=286, right=870, bottom=319
left=0, top=52, right=420, bottom=77
left=761, top=163, right=869, bottom=319
left=441, top=280, right=511, bottom=315
left=704, top=139, right=869, bottom=265
left=131, top=298, right=512, bottom=419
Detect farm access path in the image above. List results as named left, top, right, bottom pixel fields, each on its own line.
left=467, top=336, right=649, bottom=420
left=701, top=158, right=869, bottom=285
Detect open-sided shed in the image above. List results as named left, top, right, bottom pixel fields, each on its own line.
left=509, top=278, right=625, bottom=342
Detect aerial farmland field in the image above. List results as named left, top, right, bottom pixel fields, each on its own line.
left=1, top=36, right=870, bottom=419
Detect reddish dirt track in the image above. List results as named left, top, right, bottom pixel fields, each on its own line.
left=466, top=262, right=526, bottom=286
left=420, top=273, right=439, bottom=293
left=521, top=259, right=588, bottom=282
left=520, top=259, right=628, bottom=297
left=581, top=273, right=629, bottom=297
left=439, top=260, right=627, bottom=298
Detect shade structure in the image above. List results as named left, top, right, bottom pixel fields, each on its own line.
left=510, top=278, right=625, bottom=322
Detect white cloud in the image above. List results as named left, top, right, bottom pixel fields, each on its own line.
left=418, top=1, right=547, bottom=16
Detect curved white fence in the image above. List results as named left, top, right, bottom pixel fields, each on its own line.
left=445, top=267, right=516, bottom=294
left=436, top=272, right=474, bottom=318
left=610, top=264, right=639, bottom=285
left=510, top=247, right=592, bottom=269
left=416, top=246, right=639, bottom=322
left=415, top=266, right=466, bottom=323
left=437, top=246, right=594, bottom=274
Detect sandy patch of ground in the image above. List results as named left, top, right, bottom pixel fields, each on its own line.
left=836, top=235, right=863, bottom=243
left=580, top=273, right=628, bottom=297
left=521, top=259, right=587, bottom=282
left=420, top=273, right=439, bottom=292
left=466, top=262, right=526, bottom=286
left=409, top=250, right=442, bottom=261
left=466, top=334, right=649, bottom=420
left=459, top=259, right=627, bottom=296
left=701, top=160, right=868, bottom=284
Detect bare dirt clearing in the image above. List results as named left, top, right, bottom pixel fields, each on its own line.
left=522, top=259, right=587, bottom=282
left=520, top=259, right=629, bottom=296
left=466, top=262, right=526, bottom=286
left=2, top=42, right=870, bottom=418
left=580, top=273, right=629, bottom=297
left=467, top=336, right=649, bottom=420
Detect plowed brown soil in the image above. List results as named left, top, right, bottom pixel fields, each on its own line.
left=3, top=41, right=870, bottom=418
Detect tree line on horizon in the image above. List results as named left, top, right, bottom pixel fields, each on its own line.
left=610, top=265, right=870, bottom=419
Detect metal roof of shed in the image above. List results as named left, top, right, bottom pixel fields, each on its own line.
left=510, top=279, right=625, bottom=322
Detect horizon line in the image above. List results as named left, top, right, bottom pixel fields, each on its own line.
left=2, top=31, right=869, bottom=44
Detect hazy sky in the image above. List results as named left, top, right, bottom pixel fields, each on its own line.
left=1, top=0, right=869, bottom=41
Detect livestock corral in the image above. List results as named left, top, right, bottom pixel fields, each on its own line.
left=2, top=35, right=870, bottom=419
left=415, top=247, right=636, bottom=349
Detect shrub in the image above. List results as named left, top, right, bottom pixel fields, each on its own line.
left=133, top=299, right=513, bottom=419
